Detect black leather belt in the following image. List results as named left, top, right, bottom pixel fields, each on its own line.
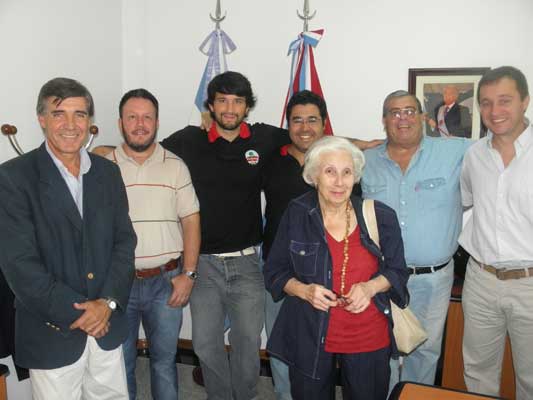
left=408, top=261, right=449, bottom=275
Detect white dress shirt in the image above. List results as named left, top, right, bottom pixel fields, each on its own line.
left=459, top=122, right=533, bottom=268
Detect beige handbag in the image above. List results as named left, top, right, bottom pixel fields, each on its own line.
left=362, top=199, right=428, bottom=355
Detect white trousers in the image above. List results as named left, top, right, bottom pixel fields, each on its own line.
left=462, top=258, right=533, bottom=400
left=30, top=336, right=128, bottom=400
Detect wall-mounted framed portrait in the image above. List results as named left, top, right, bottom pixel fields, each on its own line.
left=408, top=67, right=490, bottom=139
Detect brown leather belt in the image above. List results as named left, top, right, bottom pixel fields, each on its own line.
left=135, top=258, right=179, bottom=279
left=480, top=263, right=533, bottom=280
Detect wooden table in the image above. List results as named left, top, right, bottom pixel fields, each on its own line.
left=390, top=381, right=503, bottom=400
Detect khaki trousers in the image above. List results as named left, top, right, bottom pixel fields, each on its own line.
left=462, top=258, right=533, bottom=400
left=30, top=336, right=128, bottom=400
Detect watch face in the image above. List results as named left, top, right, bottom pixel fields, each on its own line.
left=185, top=271, right=198, bottom=280
left=107, top=300, right=117, bottom=310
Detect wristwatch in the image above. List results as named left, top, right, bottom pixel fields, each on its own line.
left=105, top=298, right=117, bottom=311
left=183, top=270, right=198, bottom=281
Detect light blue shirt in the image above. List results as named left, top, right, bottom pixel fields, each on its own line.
left=45, top=141, right=91, bottom=218
left=362, top=136, right=471, bottom=266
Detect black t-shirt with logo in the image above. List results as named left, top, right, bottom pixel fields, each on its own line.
left=161, top=123, right=289, bottom=254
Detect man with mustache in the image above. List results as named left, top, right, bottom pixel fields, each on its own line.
left=106, top=89, right=200, bottom=400
left=362, top=90, right=471, bottom=391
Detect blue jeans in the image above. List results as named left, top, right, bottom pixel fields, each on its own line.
left=123, top=266, right=183, bottom=400
left=389, top=259, right=454, bottom=389
left=190, top=253, right=265, bottom=400
left=265, top=292, right=292, bottom=400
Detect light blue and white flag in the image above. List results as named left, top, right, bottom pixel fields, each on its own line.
left=189, top=29, right=236, bottom=125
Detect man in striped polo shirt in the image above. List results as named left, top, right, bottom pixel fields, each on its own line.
left=107, top=89, right=201, bottom=400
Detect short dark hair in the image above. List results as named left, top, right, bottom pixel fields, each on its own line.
left=36, top=77, right=94, bottom=117
left=119, top=88, right=159, bottom=118
left=382, top=90, right=423, bottom=117
left=204, top=71, right=256, bottom=110
left=477, top=66, right=529, bottom=102
left=286, top=90, right=328, bottom=125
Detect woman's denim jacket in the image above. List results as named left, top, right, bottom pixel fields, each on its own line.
left=264, top=190, right=409, bottom=379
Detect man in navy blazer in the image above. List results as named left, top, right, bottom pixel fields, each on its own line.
left=0, top=78, right=136, bottom=399
left=428, top=85, right=472, bottom=138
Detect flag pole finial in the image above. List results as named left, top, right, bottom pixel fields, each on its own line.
left=210, top=0, right=226, bottom=30
left=297, top=0, right=316, bottom=32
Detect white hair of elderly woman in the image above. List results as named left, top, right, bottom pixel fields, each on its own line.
left=302, top=136, right=366, bottom=187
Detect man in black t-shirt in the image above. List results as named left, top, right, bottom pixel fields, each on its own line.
left=162, top=72, right=288, bottom=400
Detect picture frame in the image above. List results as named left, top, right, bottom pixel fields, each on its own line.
left=408, top=67, right=490, bottom=140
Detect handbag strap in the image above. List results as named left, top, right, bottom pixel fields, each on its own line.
left=362, top=199, right=380, bottom=249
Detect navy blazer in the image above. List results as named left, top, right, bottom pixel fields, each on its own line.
left=264, top=190, right=409, bottom=379
left=434, top=103, right=472, bottom=138
left=0, top=143, right=136, bottom=369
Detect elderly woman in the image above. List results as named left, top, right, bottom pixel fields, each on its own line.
left=264, top=136, right=409, bottom=400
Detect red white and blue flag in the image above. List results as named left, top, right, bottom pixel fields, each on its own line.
left=189, top=28, right=236, bottom=125
left=280, top=29, right=333, bottom=135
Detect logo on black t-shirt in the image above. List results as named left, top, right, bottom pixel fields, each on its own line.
left=245, top=150, right=260, bottom=165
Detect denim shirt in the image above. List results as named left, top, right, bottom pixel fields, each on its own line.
left=263, top=190, right=409, bottom=379
left=362, top=136, right=471, bottom=266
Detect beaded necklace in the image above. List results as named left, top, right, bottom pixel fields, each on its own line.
left=339, top=201, right=353, bottom=297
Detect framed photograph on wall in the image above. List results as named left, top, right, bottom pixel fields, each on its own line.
left=408, top=67, right=490, bottom=140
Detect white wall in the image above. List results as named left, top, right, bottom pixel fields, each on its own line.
left=0, top=0, right=122, bottom=162
left=1, top=1, right=533, bottom=397
left=127, top=0, right=533, bottom=139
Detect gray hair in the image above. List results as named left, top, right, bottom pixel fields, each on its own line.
left=382, top=90, right=423, bottom=117
left=303, top=136, right=365, bottom=186
left=36, top=77, right=94, bottom=117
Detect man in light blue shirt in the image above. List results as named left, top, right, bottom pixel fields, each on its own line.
left=362, top=90, right=471, bottom=390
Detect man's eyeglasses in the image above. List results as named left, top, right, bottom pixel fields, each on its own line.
left=290, top=116, right=322, bottom=126
left=387, top=107, right=419, bottom=119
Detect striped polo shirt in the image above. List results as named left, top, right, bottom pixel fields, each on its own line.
left=107, top=143, right=199, bottom=269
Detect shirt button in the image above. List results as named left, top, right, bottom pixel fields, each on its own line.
left=384, top=308, right=390, bottom=315
left=299, top=250, right=306, bottom=256
left=87, top=272, right=94, bottom=280
left=400, top=200, right=406, bottom=205
left=400, top=221, right=405, bottom=226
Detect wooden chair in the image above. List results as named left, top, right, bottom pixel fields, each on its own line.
left=441, top=299, right=516, bottom=399
left=2, top=123, right=99, bottom=156
left=0, top=363, right=9, bottom=400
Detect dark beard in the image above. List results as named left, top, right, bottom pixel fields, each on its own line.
left=212, top=112, right=245, bottom=131
left=126, top=139, right=154, bottom=153
left=121, top=123, right=156, bottom=153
